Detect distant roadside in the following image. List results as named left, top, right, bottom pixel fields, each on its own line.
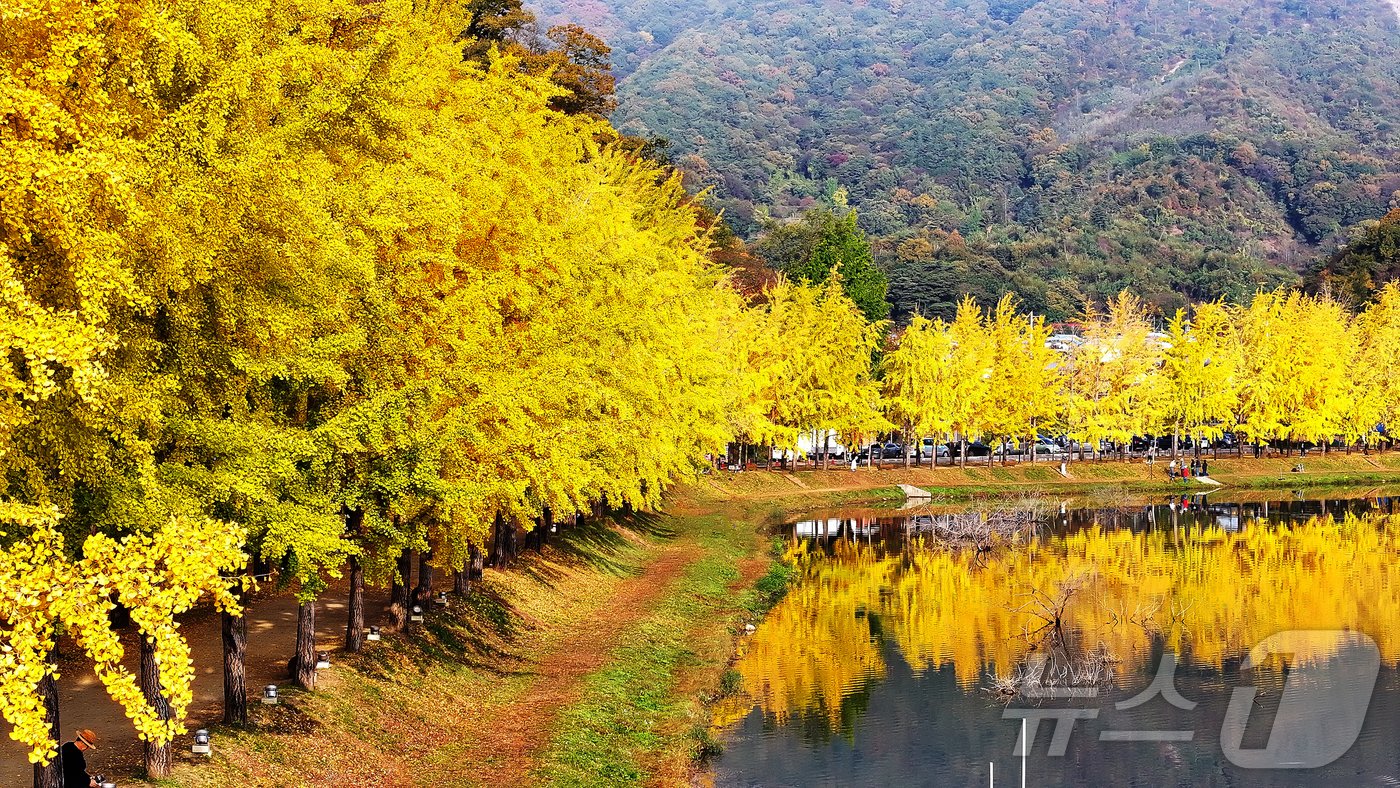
left=681, top=453, right=1400, bottom=505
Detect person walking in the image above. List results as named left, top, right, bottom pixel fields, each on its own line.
left=61, top=729, right=100, bottom=788
left=1201, top=458, right=1209, bottom=477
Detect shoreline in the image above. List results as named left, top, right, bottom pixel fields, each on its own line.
left=683, top=453, right=1400, bottom=505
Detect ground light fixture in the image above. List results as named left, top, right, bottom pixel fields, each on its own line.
left=315, top=651, right=331, bottom=669
left=262, top=684, right=279, bottom=705
left=192, top=729, right=211, bottom=755
left=435, top=591, right=448, bottom=605
left=410, top=605, right=424, bottom=622
left=367, top=625, right=381, bottom=641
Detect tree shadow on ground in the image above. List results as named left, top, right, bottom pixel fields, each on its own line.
left=521, top=512, right=675, bottom=588
left=348, top=513, right=679, bottom=681
left=352, top=584, right=526, bottom=679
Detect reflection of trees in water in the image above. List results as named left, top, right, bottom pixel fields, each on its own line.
left=723, top=513, right=1400, bottom=736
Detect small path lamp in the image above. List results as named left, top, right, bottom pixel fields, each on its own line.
left=315, top=651, right=331, bottom=669
left=192, top=729, right=211, bottom=756
left=434, top=591, right=448, bottom=606
left=367, top=625, right=381, bottom=641
left=262, top=684, right=279, bottom=705
left=410, top=605, right=424, bottom=623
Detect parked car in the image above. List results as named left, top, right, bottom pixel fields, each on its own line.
left=950, top=441, right=993, bottom=457
left=854, top=446, right=897, bottom=462
left=918, top=438, right=951, bottom=459
left=1059, top=438, right=1089, bottom=453
left=988, top=439, right=1064, bottom=457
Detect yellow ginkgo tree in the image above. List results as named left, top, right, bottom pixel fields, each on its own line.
left=0, top=507, right=243, bottom=770
left=1062, top=292, right=1165, bottom=460
left=1160, top=301, right=1241, bottom=458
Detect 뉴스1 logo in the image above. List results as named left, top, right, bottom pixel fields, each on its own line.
left=1221, top=630, right=1380, bottom=769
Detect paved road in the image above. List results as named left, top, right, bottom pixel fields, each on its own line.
left=0, top=578, right=393, bottom=784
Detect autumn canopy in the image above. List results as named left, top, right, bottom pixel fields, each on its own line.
left=4, top=0, right=1400, bottom=778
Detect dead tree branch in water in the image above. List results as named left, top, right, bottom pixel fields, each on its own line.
left=911, top=509, right=1041, bottom=552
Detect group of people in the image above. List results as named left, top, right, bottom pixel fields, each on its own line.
left=1166, top=457, right=1209, bottom=482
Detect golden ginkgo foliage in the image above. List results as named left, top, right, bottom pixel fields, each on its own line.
left=881, top=287, right=1400, bottom=458
left=3, top=0, right=894, bottom=767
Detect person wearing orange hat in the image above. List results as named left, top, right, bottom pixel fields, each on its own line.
left=61, top=729, right=100, bottom=788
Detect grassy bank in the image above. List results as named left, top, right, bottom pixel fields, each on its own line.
left=150, top=506, right=778, bottom=788
left=530, top=514, right=777, bottom=786
left=682, top=452, right=1400, bottom=505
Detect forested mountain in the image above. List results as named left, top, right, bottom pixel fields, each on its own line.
left=532, top=0, right=1400, bottom=319
left=1310, top=208, right=1400, bottom=306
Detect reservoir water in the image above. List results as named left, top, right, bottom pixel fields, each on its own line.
left=711, top=488, right=1400, bottom=787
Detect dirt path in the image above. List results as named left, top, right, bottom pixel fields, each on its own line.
left=450, top=541, right=703, bottom=787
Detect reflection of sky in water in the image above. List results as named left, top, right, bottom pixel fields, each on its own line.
left=712, top=492, right=1400, bottom=787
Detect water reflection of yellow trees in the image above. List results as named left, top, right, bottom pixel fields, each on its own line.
left=722, top=514, right=1400, bottom=730
left=716, top=539, right=891, bottom=731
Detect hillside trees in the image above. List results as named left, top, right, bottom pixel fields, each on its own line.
left=1310, top=209, right=1400, bottom=308
left=758, top=210, right=891, bottom=323
left=599, top=0, right=1398, bottom=311
left=460, top=0, right=618, bottom=119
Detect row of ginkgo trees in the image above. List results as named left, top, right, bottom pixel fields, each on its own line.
left=871, top=287, right=1400, bottom=466
left=0, top=0, right=880, bottom=784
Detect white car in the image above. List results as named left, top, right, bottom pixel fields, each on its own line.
left=919, top=438, right=950, bottom=458
left=992, top=440, right=1063, bottom=457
